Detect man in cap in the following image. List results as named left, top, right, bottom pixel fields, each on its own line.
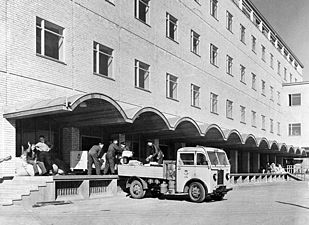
left=103, top=139, right=124, bottom=175
left=146, top=140, right=164, bottom=164
left=87, top=141, right=104, bottom=175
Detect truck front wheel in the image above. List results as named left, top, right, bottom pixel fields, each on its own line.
left=129, top=180, right=146, bottom=199
left=188, top=182, right=206, bottom=203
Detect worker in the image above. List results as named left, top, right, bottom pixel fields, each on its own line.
left=103, top=139, right=123, bottom=175
left=145, top=140, right=164, bottom=164
left=87, top=141, right=104, bottom=175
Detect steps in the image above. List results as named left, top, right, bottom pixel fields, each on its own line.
left=0, top=176, right=53, bottom=206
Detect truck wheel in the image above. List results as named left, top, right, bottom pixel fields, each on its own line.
left=129, top=180, right=146, bottom=199
left=188, top=182, right=206, bottom=203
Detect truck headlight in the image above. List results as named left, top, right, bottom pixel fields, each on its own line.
left=213, top=174, right=217, bottom=181
left=226, top=173, right=230, bottom=181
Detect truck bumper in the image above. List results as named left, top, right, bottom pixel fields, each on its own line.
left=212, top=186, right=233, bottom=195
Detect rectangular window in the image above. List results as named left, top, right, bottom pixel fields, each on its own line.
left=251, top=73, right=256, bottom=90
left=261, top=80, right=266, bottom=96
left=36, top=17, right=64, bottom=61
left=284, top=67, right=287, bottom=81
left=261, top=115, right=266, bottom=130
left=210, top=44, right=218, bottom=66
left=210, top=0, right=218, bottom=19
left=261, top=45, right=266, bottom=61
left=191, top=30, right=200, bottom=55
left=290, top=73, right=293, bottom=83
left=93, top=42, right=113, bottom=77
left=166, top=13, right=178, bottom=41
left=289, top=123, right=301, bottom=136
left=240, top=105, right=246, bottom=123
left=226, top=100, right=233, bottom=119
left=240, top=24, right=246, bottom=43
left=270, top=119, right=274, bottom=133
left=226, top=55, right=233, bottom=75
left=226, top=11, right=233, bottom=32
left=210, top=93, right=218, bottom=114
left=289, top=93, right=301, bottom=106
left=277, top=61, right=281, bottom=75
left=251, top=35, right=256, bottom=52
left=277, top=122, right=281, bottom=135
left=270, top=53, right=274, bottom=69
left=277, top=91, right=281, bottom=105
left=135, top=0, right=150, bottom=24
left=251, top=110, right=256, bottom=127
left=179, top=153, right=194, bottom=165
left=135, top=60, right=150, bottom=90
left=191, top=84, right=200, bottom=107
left=240, top=65, right=246, bottom=83
left=166, top=73, right=178, bottom=100
left=270, top=86, right=274, bottom=101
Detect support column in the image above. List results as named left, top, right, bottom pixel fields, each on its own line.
left=269, top=154, right=276, bottom=165
left=241, top=152, right=250, bottom=173
left=230, top=150, right=238, bottom=173
left=62, top=127, right=80, bottom=165
left=252, top=153, right=260, bottom=173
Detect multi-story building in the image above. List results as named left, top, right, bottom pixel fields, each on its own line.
left=0, top=0, right=307, bottom=176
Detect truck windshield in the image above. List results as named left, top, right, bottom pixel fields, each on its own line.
left=207, top=151, right=229, bottom=166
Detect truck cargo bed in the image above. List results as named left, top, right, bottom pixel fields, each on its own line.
left=118, top=165, right=164, bottom=179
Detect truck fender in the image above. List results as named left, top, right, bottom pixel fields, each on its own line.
left=126, top=177, right=148, bottom=190
left=183, top=179, right=208, bottom=194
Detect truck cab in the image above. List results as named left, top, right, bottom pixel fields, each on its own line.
left=176, top=146, right=231, bottom=202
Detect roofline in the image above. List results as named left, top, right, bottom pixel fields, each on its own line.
left=245, top=0, right=304, bottom=68
left=283, top=81, right=309, bottom=87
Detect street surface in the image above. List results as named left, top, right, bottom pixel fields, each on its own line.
left=0, top=181, right=308, bottom=225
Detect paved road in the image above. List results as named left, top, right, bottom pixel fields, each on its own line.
left=0, top=181, right=308, bottom=225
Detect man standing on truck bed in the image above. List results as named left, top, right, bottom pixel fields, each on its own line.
left=104, top=139, right=124, bottom=175
left=146, top=140, right=164, bottom=164
left=87, top=141, right=104, bottom=175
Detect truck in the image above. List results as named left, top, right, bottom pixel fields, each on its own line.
left=118, top=146, right=232, bottom=203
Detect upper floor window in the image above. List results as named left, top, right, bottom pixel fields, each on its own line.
left=191, top=84, right=200, bottom=108
left=261, top=45, right=266, bottom=61
left=289, top=73, right=293, bottom=83
left=166, top=73, right=178, bottom=100
left=277, top=91, right=281, bottom=105
left=251, top=110, right=256, bottom=127
left=240, top=65, right=246, bottom=83
left=191, top=30, right=200, bottom=55
left=210, top=92, right=218, bottom=114
left=36, top=17, right=64, bottom=61
left=135, top=0, right=150, bottom=24
left=270, top=53, right=274, bottom=69
left=261, top=80, right=266, bottom=96
left=270, top=86, right=274, bottom=101
left=226, top=11, right=233, bottom=32
left=261, top=115, right=266, bottom=130
left=277, top=122, right=281, bottom=135
left=210, top=44, right=218, bottom=66
left=284, top=67, right=287, bottom=81
left=93, top=42, right=113, bottom=77
left=135, top=60, right=150, bottom=90
left=289, top=123, right=301, bottom=136
left=251, top=35, right=256, bottom=52
left=240, top=24, right=246, bottom=43
left=226, top=100, right=233, bottom=119
left=226, top=55, right=233, bottom=75
left=166, top=13, right=178, bottom=41
left=251, top=73, right=256, bottom=90
left=240, top=105, right=246, bottom=124
left=270, top=119, right=274, bottom=133
left=210, top=0, right=218, bottom=19
left=289, top=93, right=301, bottom=106
left=277, top=61, right=281, bottom=75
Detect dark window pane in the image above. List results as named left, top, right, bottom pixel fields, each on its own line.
left=45, top=31, right=59, bottom=59
left=139, top=2, right=147, bottom=22
left=99, top=53, right=109, bottom=76
left=36, top=27, right=41, bottom=54
left=93, top=51, right=97, bottom=73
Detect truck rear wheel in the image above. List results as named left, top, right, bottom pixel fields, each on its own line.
left=188, top=182, right=206, bottom=203
left=129, top=180, right=146, bottom=199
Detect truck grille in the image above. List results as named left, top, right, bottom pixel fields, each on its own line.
left=217, top=170, right=224, bottom=185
